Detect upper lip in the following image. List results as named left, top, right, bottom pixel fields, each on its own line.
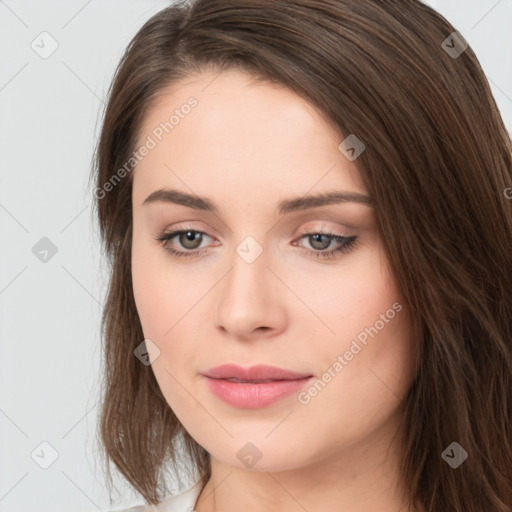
left=202, top=364, right=312, bottom=381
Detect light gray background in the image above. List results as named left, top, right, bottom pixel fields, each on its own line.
left=1, top=1, right=511, bottom=511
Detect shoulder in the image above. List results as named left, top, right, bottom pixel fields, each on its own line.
left=110, top=481, right=203, bottom=512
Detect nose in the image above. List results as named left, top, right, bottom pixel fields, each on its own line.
left=214, top=241, right=287, bottom=341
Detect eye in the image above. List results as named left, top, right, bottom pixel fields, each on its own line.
left=154, top=225, right=359, bottom=260
left=294, top=230, right=359, bottom=260
left=154, top=225, right=213, bottom=259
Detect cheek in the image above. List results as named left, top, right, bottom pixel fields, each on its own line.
left=131, top=238, right=199, bottom=410
left=131, top=228, right=173, bottom=340
left=299, top=243, right=413, bottom=406
left=301, top=240, right=401, bottom=351
left=131, top=227, right=196, bottom=339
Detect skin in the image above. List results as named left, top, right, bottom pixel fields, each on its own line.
left=131, top=68, right=417, bottom=512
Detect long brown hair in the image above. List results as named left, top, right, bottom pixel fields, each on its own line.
left=90, top=1, right=512, bottom=510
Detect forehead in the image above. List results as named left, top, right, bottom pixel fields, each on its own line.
left=138, top=68, right=340, bottom=145
left=132, top=68, right=367, bottom=206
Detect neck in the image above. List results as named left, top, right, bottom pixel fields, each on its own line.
left=194, top=412, right=416, bottom=512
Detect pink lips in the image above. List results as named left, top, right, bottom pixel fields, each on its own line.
left=202, top=364, right=313, bottom=408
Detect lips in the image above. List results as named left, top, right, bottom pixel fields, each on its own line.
left=202, top=364, right=312, bottom=382
left=201, top=364, right=314, bottom=408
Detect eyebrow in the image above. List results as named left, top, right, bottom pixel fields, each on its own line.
left=142, top=188, right=372, bottom=215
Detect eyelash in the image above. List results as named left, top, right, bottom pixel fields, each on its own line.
left=154, top=225, right=359, bottom=261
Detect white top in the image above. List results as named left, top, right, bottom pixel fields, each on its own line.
left=112, top=481, right=203, bottom=512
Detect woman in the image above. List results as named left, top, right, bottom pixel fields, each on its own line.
left=91, top=1, right=512, bottom=511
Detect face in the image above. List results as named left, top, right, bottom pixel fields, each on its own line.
left=131, top=68, right=415, bottom=474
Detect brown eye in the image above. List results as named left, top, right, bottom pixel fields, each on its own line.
left=155, top=227, right=358, bottom=261
left=154, top=228, right=212, bottom=259
left=308, top=233, right=333, bottom=251
left=295, top=230, right=359, bottom=260
left=178, top=231, right=203, bottom=250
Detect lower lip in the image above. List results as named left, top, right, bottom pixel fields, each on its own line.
left=203, top=376, right=313, bottom=408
